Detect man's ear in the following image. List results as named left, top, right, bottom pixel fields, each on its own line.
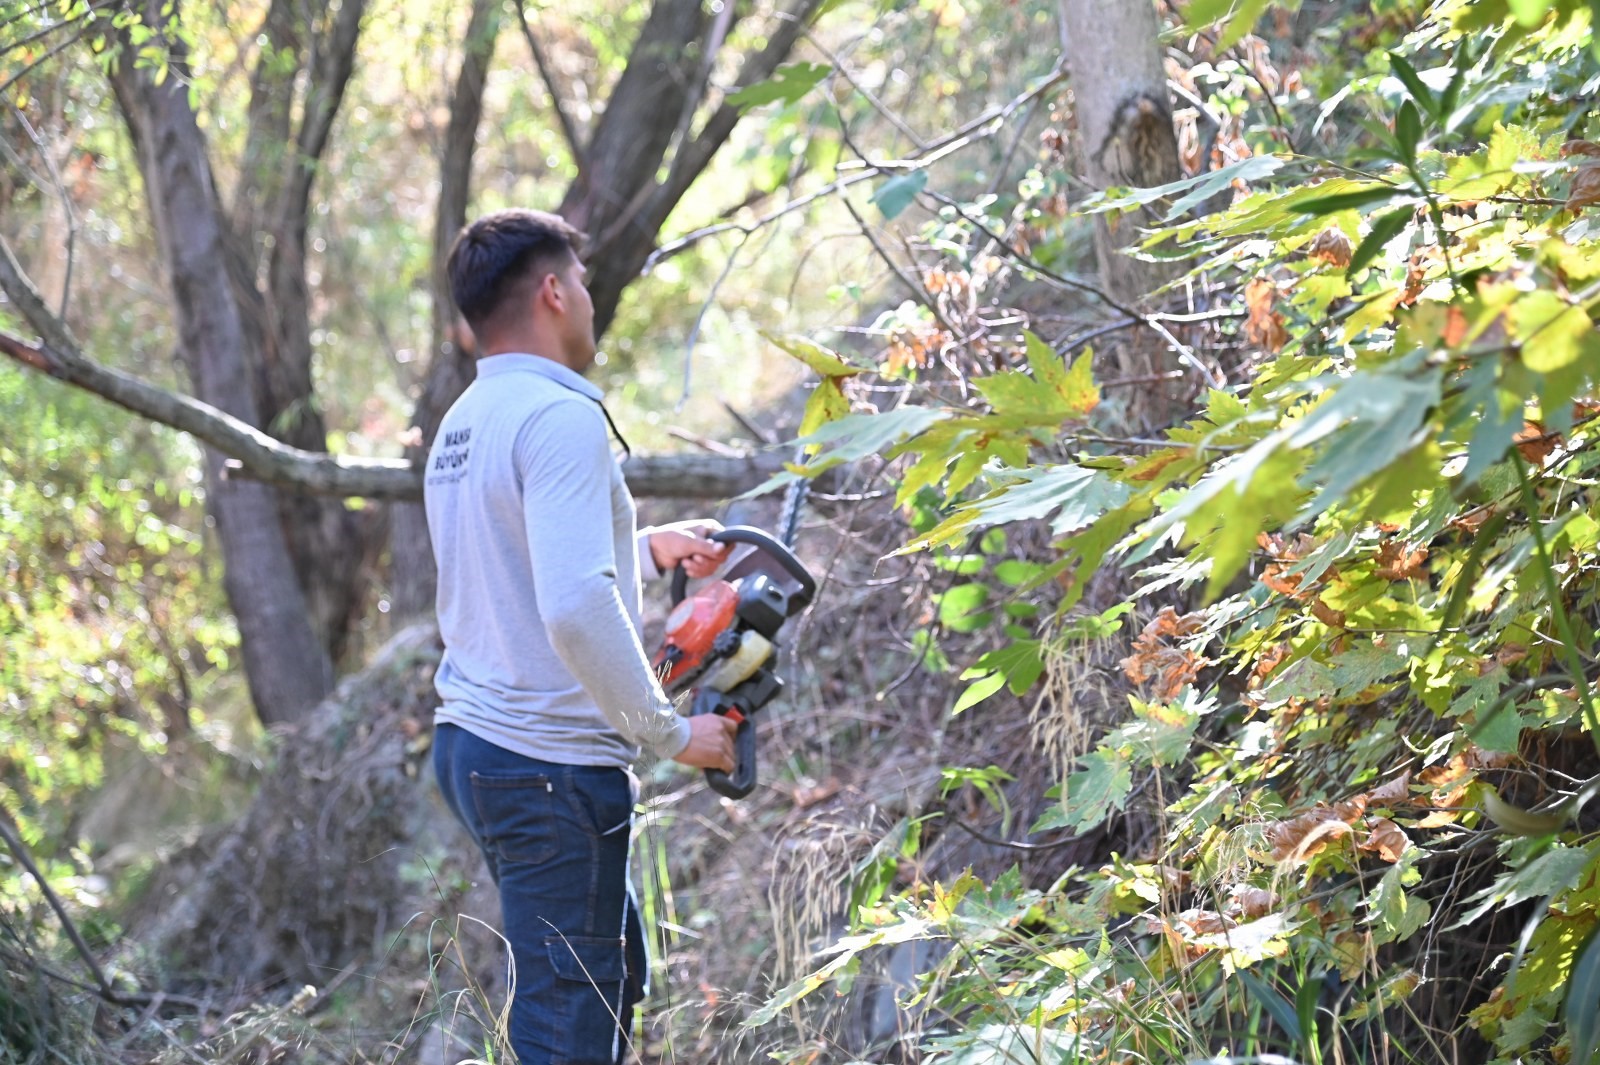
left=536, top=270, right=565, bottom=315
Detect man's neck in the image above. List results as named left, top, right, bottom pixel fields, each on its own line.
left=480, top=339, right=582, bottom=373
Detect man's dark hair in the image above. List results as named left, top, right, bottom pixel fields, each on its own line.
left=447, top=209, right=586, bottom=335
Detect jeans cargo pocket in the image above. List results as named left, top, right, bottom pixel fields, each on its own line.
left=468, top=771, right=559, bottom=865
left=541, top=934, right=628, bottom=1065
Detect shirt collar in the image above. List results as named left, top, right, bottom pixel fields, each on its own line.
left=475, top=352, right=602, bottom=401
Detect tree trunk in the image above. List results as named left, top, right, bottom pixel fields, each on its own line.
left=1058, top=0, right=1185, bottom=424
left=227, top=0, right=372, bottom=659
left=110, top=6, right=334, bottom=726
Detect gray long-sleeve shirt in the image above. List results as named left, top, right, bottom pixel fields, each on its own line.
left=424, top=353, right=691, bottom=767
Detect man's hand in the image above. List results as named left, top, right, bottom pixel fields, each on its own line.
left=649, top=520, right=731, bottom=579
left=673, top=713, right=737, bottom=773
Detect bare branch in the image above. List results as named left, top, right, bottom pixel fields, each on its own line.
left=515, top=3, right=587, bottom=173
left=291, top=0, right=367, bottom=219
left=646, top=63, right=1069, bottom=270
left=804, top=28, right=926, bottom=150
left=2, top=235, right=790, bottom=500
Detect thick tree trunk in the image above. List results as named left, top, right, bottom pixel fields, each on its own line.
left=1058, top=0, right=1185, bottom=424
left=110, top=7, right=334, bottom=725
left=227, top=0, right=372, bottom=659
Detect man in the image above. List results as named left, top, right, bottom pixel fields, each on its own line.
left=423, top=208, right=738, bottom=1065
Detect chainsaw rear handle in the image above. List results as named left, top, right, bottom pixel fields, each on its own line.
left=691, top=687, right=758, bottom=800
left=669, top=526, right=816, bottom=608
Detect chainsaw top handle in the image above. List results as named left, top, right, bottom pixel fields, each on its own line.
left=668, top=526, right=816, bottom=609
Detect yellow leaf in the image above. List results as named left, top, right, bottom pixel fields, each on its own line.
left=798, top=378, right=851, bottom=438
left=763, top=331, right=863, bottom=377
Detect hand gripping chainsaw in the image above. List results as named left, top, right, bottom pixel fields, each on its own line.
left=653, top=527, right=815, bottom=799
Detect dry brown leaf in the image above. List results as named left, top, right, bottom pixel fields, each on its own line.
left=1309, top=599, right=1347, bottom=629
left=1261, top=564, right=1307, bottom=598
left=1450, top=503, right=1497, bottom=535
left=1478, top=643, right=1528, bottom=677
left=1257, top=531, right=1319, bottom=561
left=1563, top=140, right=1600, bottom=159
left=1244, top=277, right=1290, bottom=352
left=1309, top=227, right=1355, bottom=268
left=1443, top=305, right=1470, bottom=348
left=1466, top=745, right=1513, bottom=770
left=1121, top=608, right=1212, bottom=701
left=1368, top=770, right=1413, bottom=807
left=1360, top=817, right=1410, bottom=862
left=790, top=777, right=842, bottom=809
left=1228, top=886, right=1280, bottom=919
left=1418, top=753, right=1471, bottom=788
left=1266, top=807, right=1354, bottom=863
left=1574, top=398, right=1600, bottom=422
left=1175, top=908, right=1235, bottom=937
left=1568, top=165, right=1600, bottom=211
left=1250, top=643, right=1291, bottom=689
left=1374, top=540, right=1429, bottom=580
left=1400, top=247, right=1440, bottom=306
left=1514, top=421, right=1561, bottom=465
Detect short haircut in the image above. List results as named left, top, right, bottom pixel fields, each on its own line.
left=446, top=209, right=586, bottom=334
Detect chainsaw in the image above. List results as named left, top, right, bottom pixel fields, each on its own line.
left=653, top=526, right=815, bottom=799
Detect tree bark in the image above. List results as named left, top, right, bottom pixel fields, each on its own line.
left=1058, top=0, right=1185, bottom=424
left=107, top=4, right=334, bottom=726
left=226, top=0, right=372, bottom=659
left=0, top=317, right=793, bottom=502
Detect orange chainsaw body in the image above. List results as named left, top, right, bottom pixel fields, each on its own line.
left=655, top=579, right=738, bottom=689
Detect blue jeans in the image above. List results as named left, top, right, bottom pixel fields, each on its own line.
left=433, top=723, right=647, bottom=1064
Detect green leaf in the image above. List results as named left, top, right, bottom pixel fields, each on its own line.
left=1347, top=203, right=1416, bottom=276
left=936, top=582, right=991, bottom=632
left=1055, top=748, right=1133, bottom=832
left=1368, top=852, right=1430, bottom=945
left=1088, top=155, right=1286, bottom=221
left=1566, top=922, right=1600, bottom=1065
left=1389, top=53, right=1439, bottom=119
left=1511, top=291, right=1592, bottom=372
left=1292, top=367, right=1444, bottom=520
left=1457, top=845, right=1593, bottom=927
left=1394, top=100, right=1424, bottom=160
left=792, top=406, right=951, bottom=470
left=973, top=335, right=1099, bottom=421
left=872, top=170, right=929, bottom=220
left=969, top=639, right=1045, bottom=695
left=1238, top=970, right=1303, bottom=1044
left=903, top=465, right=1134, bottom=553
left=952, top=670, right=1006, bottom=714
left=1297, top=184, right=1405, bottom=217
left=727, top=61, right=832, bottom=111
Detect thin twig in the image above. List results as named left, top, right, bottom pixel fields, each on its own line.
left=516, top=3, right=587, bottom=171
left=646, top=63, right=1068, bottom=271
left=0, top=25, right=87, bottom=100
left=0, top=813, right=122, bottom=1003
left=11, top=105, right=76, bottom=319
left=678, top=230, right=750, bottom=407
left=923, top=189, right=1226, bottom=388
left=804, top=28, right=926, bottom=150
left=945, top=814, right=1088, bottom=852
